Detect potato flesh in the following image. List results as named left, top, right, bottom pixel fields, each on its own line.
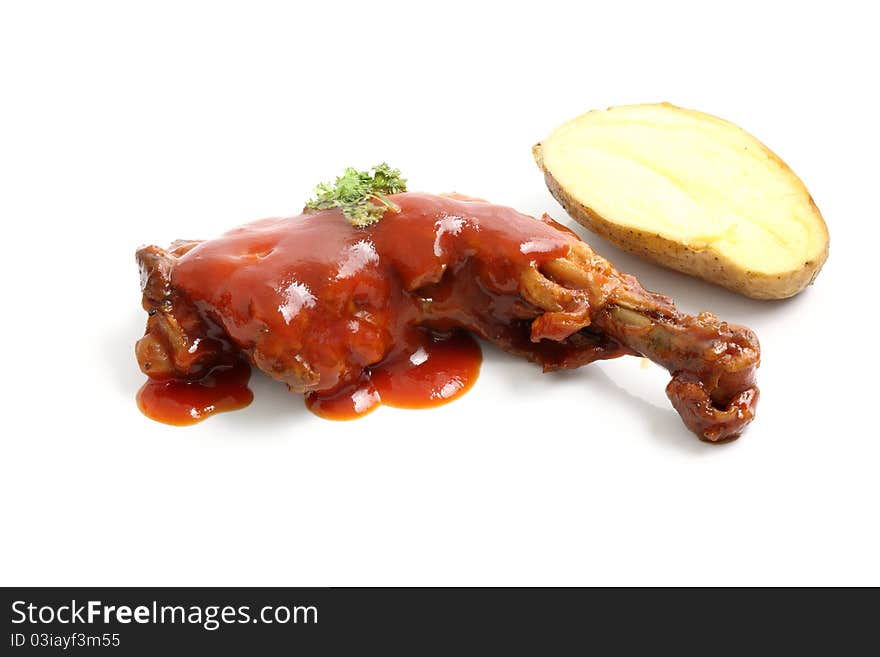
left=540, top=104, right=827, bottom=276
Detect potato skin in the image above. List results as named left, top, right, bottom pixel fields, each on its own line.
left=533, top=143, right=829, bottom=300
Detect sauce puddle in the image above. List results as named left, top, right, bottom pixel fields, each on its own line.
left=137, top=359, right=254, bottom=426
left=306, top=330, right=482, bottom=420
left=137, top=331, right=481, bottom=425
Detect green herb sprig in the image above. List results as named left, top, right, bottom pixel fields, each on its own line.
left=306, top=163, right=407, bottom=227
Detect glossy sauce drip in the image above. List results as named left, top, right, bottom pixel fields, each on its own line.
left=137, top=359, right=253, bottom=426
left=305, top=329, right=482, bottom=420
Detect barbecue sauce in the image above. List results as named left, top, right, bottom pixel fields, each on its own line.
left=137, top=359, right=253, bottom=426
left=306, top=329, right=482, bottom=419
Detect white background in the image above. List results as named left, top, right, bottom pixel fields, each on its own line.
left=1, top=1, right=877, bottom=586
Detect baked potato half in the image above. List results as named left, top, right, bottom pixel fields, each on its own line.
left=534, top=103, right=829, bottom=299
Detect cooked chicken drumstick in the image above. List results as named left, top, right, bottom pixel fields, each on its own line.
left=136, top=192, right=759, bottom=440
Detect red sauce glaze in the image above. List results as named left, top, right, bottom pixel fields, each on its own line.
left=306, top=329, right=482, bottom=420
left=137, top=192, right=586, bottom=424
left=137, top=359, right=253, bottom=425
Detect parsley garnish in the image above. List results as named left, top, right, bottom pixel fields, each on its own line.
left=306, top=163, right=407, bottom=227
